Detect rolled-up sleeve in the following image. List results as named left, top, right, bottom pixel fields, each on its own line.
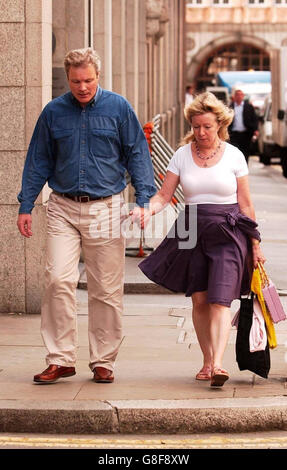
left=120, top=105, right=156, bottom=207
left=17, top=111, right=55, bottom=214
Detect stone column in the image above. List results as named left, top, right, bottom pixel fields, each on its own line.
left=145, top=0, right=185, bottom=147
left=0, top=0, right=52, bottom=313
left=112, top=0, right=126, bottom=97
left=93, top=0, right=147, bottom=122
left=52, top=0, right=90, bottom=98
left=126, top=0, right=140, bottom=115
left=93, top=0, right=109, bottom=91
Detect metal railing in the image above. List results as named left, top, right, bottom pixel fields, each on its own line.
left=150, top=114, right=184, bottom=213
left=125, top=115, right=185, bottom=258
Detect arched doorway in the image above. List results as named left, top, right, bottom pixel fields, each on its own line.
left=194, top=42, right=270, bottom=91
left=189, top=40, right=270, bottom=91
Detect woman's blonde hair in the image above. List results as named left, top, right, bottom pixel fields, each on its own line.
left=181, top=91, right=234, bottom=145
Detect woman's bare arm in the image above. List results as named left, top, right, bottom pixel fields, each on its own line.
left=149, top=171, right=180, bottom=215
left=130, top=171, right=180, bottom=227
left=237, top=175, right=266, bottom=266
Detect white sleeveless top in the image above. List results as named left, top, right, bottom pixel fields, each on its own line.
left=167, top=142, right=248, bottom=205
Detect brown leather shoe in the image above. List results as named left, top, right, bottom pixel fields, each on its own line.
left=93, top=367, right=114, bottom=383
left=34, top=365, right=76, bottom=384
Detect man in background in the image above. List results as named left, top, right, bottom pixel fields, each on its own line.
left=229, top=88, right=258, bottom=163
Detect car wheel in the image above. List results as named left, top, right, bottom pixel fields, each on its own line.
left=262, top=154, right=271, bottom=165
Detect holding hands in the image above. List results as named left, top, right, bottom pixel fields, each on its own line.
left=129, top=206, right=152, bottom=229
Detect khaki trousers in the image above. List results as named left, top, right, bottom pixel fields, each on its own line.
left=41, top=191, right=126, bottom=372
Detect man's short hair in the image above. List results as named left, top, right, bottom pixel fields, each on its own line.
left=64, top=47, right=101, bottom=76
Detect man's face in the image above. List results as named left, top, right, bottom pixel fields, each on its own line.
left=234, top=90, right=244, bottom=105
left=68, top=64, right=99, bottom=106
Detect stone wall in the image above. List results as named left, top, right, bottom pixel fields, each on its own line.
left=146, top=0, right=186, bottom=148
left=52, top=0, right=88, bottom=98
left=0, top=0, right=52, bottom=313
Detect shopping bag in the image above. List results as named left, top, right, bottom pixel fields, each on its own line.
left=249, top=297, right=267, bottom=352
left=258, top=262, right=287, bottom=324
left=233, top=298, right=267, bottom=352
left=235, top=294, right=270, bottom=379
left=251, top=268, right=277, bottom=349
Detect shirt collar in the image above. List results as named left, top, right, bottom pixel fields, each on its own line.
left=70, top=85, right=103, bottom=108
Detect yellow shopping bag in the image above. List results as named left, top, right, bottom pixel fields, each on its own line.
left=251, top=268, right=277, bottom=349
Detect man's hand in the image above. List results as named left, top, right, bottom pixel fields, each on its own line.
left=129, top=207, right=151, bottom=229
left=17, top=214, right=33, bottom=238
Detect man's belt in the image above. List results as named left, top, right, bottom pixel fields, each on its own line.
left=53, top=191, right=111, bottom=203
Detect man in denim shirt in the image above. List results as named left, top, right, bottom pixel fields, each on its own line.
left=17, top=48, right=156, bottom=384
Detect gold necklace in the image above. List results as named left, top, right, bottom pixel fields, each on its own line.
left=195, top=140, right=222, bottom=167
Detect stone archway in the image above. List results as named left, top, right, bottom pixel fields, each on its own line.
left=187, top=34, right=272, bottom=90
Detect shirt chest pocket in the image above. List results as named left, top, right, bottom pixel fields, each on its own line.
left=52, top=129, right=74, bottom=139
left=90, top=128, right=119, bottom=157
left=52, top=129, right=75, bottom=158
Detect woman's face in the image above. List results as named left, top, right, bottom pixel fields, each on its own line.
left=191, top=112, right=220, bottom=148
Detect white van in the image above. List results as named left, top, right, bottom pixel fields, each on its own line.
left=206, top=86, right=229, bottom=104
left=257, top=95, right=280, bottom=165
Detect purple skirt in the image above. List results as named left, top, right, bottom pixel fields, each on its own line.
left=139, top=204, right=260, bottom=307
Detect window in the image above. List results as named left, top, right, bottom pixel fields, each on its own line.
left=273, top=0, right=287, bottom=5
left=213, top=0, right=230, bottom=5
left=187, top=0, right=232, bottom=6
left=248, top=0, right=266, bottom=5
left=186, top=0, right=204, bottom=6
left=195, top=42, right=270, bottom=92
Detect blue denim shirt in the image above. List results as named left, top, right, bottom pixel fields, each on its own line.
left=18, top=86, right=156, bottom=213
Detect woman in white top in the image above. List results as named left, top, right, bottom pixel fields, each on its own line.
left=134, top=92, right=266, bottom=387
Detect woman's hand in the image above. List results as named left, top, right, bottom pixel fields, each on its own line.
left=252, top=241, right=266, bottom=268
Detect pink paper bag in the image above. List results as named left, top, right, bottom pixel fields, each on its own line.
left=261, top=279, right=286, bottom=324
left=259, top=263, right=286, bottom=324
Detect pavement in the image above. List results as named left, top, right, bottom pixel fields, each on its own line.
left=0, top=157, right=287, bottom=435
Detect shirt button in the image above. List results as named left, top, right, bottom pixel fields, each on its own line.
left=82, top=124, right=85, bottom=128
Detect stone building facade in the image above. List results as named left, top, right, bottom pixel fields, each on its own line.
left=0, top=0, right=185, bottom=314
left=0, top=1, right=52, bottom=314
left=186, top=0, right=287, bottom=90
